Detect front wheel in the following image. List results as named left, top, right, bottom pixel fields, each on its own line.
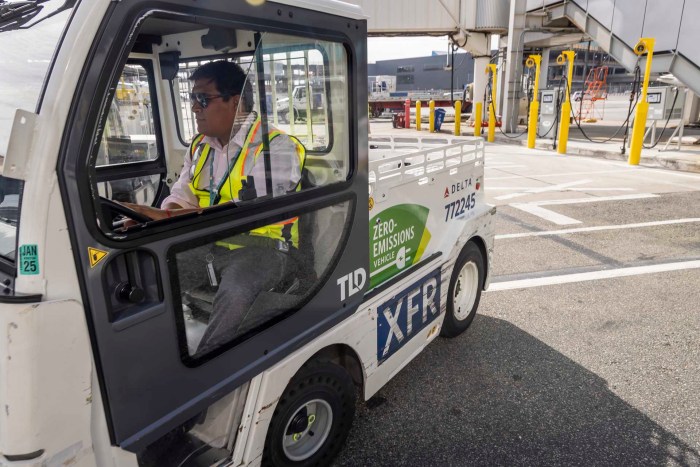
left=262, top=360, right=356, bottom=467
left=441, top=242, right=484, bottom=338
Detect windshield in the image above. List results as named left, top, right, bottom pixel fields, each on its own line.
left=0, top=0, right=75, bottom=157
left=0, top=0, right=74, bottom=263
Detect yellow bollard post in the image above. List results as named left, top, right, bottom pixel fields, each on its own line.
left=429, top=100, right=435, bottom=132
left=416, top=100, right=422, bottom=131
left=474, top=102, right=483, bottom=137
left=525, top=55, right=541, bottom=149
left=629, top=38, right=656, bottom=165
left=557, top=51, right=575, bottom=154
left=486, top=64, right=497, bottom=142
left=454, top=100, right=462, bottom=136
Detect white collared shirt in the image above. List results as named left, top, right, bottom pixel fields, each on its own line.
left=162, top=113, right=301, bottom=209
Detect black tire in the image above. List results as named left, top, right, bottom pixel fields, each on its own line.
left=440, top=242, right=484, bottom=338
left=262, top=360, right=356, bottom=467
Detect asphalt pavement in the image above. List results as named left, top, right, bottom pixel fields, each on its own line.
left=334, top=130, right=700, bottom=466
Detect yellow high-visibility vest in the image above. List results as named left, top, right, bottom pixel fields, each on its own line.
left=187, top=119, right=305, bottom=248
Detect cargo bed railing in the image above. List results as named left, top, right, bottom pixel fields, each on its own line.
left=368, top=134, right=484, bottom=202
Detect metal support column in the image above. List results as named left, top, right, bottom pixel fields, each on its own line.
left=539, top=48, right=550, bottom=91
left=502, top=0, right=527, bottom=133
left=472, top=55, right=491, bottom=123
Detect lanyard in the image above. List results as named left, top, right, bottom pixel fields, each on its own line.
left=205, top=119, right=262, bottom=205
left=206, top=143, right=247, bottom=205
left=208, top=149, right=217, bottom=206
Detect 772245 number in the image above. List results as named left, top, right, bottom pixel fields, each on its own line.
left=444, top=193, right=476, bottom=221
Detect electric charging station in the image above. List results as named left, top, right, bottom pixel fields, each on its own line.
left=639, top=85, right=687, bottom=150
left=646, top=86, right=684, bottom=121
left=628, top=85, right=686, bottom=150
left=538, top=89, right=560, bottom=139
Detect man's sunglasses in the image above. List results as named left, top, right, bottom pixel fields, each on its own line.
left=189, top=92, right=230, bottom=109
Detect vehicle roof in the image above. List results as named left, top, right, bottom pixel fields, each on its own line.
left=269, top=0, right=366, bottom=20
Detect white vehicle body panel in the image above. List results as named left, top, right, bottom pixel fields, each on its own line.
left=232, top=135, right=494, bottom=465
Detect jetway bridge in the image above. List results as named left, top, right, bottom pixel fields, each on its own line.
left=525, top=0, right=700, bottom=98
left=352, top=0, right=700, bottom=129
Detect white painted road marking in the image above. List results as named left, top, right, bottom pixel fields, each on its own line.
left=496, top=218, right=700, bottom=239
left=486, top=164, right=526, bottom=169
left=489, top=187, right=634, bottom=192
left=524, top=193, right=659, bottom=206
left=508, top=204, right=582, bottom=225
left=508, top=193, right=659, bottom=225
left=486, top=169, right=636, bottom=181
left=496, top=179, right=594, bottom=201
left=584, top=157, right=700, bottom=180
left=488, top=260, right=700, bottom=291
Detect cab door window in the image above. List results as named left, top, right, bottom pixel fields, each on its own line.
left=173, top=37, right=350, bottom=192
left=162, top=30, right=352, bottom=362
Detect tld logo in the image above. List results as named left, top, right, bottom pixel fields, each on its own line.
left=337, top=268, right=367, bottom=301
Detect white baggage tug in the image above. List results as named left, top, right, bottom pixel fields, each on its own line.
left=0, top=0, right=495, bottom=465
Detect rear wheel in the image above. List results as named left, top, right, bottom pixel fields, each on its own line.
left=262, top=360, right=356, bottom=466
left=441, top=242, right=484, bottom=338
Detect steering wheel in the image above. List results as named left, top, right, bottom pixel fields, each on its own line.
left=100, top=197, right=153, bottom=226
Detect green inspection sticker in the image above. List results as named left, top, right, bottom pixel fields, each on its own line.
left=19, top=244, right=40, bottom=275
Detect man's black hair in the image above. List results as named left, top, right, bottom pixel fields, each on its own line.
left=190, top=60, right=254, bottom=112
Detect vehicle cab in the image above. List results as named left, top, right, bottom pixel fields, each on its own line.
left=0, top=1, right=493, bottom=465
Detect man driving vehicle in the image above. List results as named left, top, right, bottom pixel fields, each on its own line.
left=124, top=60, right=306, bottom=355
